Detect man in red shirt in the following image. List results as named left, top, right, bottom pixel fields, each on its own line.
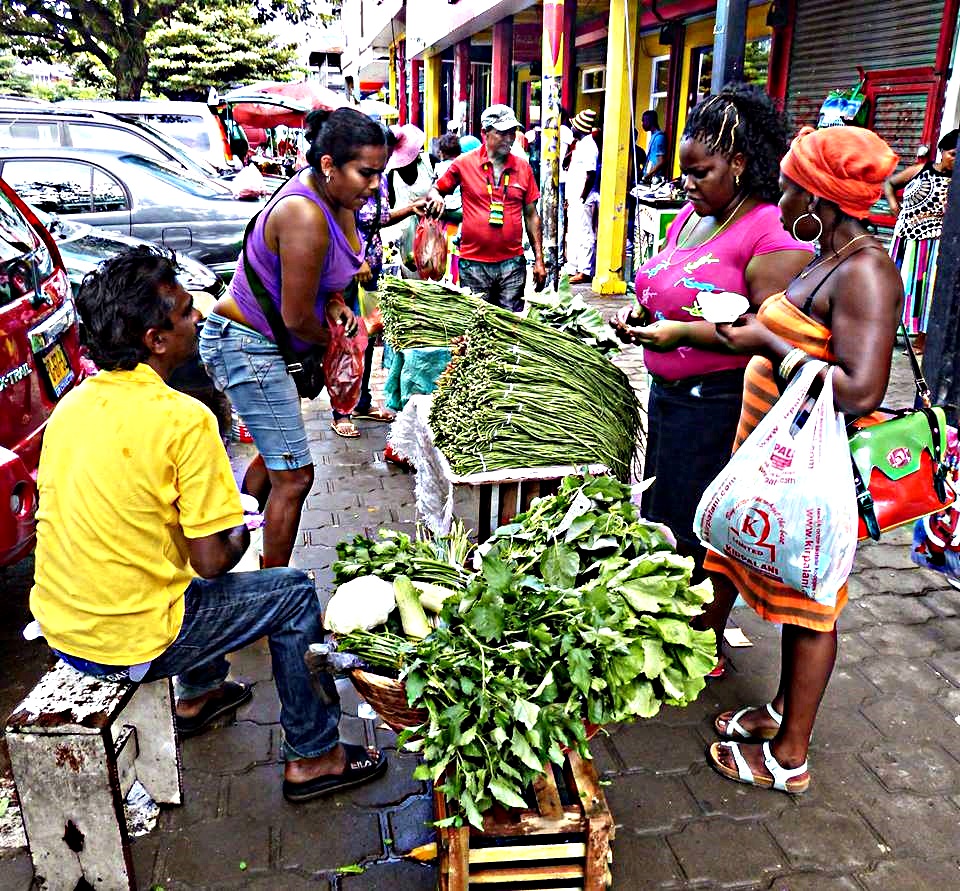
left=427, top=104, right=547, bottom=311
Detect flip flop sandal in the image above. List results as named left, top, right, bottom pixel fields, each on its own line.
left=282, top=744, right=388, bottom=803
left=353, top=406, right=395, bottom=422
left=714, top=702, right=782, bottom=741
left=176, top=681, right=253, bottom=738
left=708, top=741, right=809, bottom=794
left=330, top=419, right=361, bottom=438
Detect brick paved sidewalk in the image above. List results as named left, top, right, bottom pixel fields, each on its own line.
left=3, top=293, right=960, bottom=889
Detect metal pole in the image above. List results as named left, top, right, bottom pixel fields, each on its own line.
left=541, top=0, right=565, bottom=290
left=923, top=167, right=960, bottom=418
left=711, top=0, right=749, bottom=92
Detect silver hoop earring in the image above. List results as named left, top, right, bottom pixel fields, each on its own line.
left=325, top=172, right=332, bottom=184
left=792, top=212, right=823, bottom=244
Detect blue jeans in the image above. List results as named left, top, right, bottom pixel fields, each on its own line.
left=59, top=568, right=340, bottom=762
left=459, top=256, right=526, bottom=313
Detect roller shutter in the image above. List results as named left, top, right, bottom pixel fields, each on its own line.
left=785, top=0, right=943, bottom=129
left=786, top=0, right=947, bottom=227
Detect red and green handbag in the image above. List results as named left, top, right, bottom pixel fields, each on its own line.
left=849, top=331, right=956, bottom=541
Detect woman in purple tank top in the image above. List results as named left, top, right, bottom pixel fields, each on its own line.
left=199, top=108, right=387, bottom=568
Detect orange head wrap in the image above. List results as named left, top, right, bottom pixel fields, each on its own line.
left=780, top=126, right=899, bottom=218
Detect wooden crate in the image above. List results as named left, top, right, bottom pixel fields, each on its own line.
left=450, top=465, right=609, bottom=543
left=435, top=751, right=614, bottom=890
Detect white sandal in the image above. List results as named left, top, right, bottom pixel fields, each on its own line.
left=708, top=740, right=810, bottom=793
left=714, top=702, right=782, bottom=740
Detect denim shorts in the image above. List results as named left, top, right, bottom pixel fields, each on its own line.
left=459, top=255, right=526, bottom=312
left=199, top=312, right=312, bottom=471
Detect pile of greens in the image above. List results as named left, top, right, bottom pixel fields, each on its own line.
left=337, top=475, right=716, bottom=829
left=333, top=526, right=471, bottom=591
left=379, top=274, right=643, bottom=480
left=525, top=277, right=621, bottom=356
left=430, top=313, right=641, bottom=479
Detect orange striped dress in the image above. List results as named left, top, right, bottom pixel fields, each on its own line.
left=702, top=291, right=847, bottom=631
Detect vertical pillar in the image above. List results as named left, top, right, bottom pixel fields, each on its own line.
left=423, top=53, right=442, bottom=145
left=453, top=39, right=470, bottom=129
left=411, top=58, right=423, bottom=130
left=593, top=0, right=637, bottom=294
left=492, top=18, right=514, bottom=106
left=398, top=40, right=408, bottom=125
left=388, top=45, right=398, bottom=115
left=561, top=0, right=577, bottom=113
left=711, top=0, right=749, bottom=92
left=766, top=0, right=795, bottom=106
left=541, top=0, right=565, bottom=289
left=663, top=23, right=686, bottom=178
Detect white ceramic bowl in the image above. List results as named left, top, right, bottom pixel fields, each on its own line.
left=697, top=291, right=750, bottom=324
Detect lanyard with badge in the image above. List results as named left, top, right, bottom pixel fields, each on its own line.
left=485, top=166, right=509, bottom=227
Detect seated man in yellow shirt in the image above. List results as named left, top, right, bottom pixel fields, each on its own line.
left=29, top=246, right=387, bottom=803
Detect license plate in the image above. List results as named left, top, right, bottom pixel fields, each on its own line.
left=42, top=343, right=75, bottom=398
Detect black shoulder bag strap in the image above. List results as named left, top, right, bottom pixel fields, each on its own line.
left=241, top=210, right=306, bottom=374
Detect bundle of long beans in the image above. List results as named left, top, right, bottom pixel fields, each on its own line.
left=380, top=275, right=643, bottom=480
left=380, top=277, right=482, bottom=349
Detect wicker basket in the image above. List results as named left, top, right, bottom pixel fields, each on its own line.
left=349, top=668, right=428, bottom=732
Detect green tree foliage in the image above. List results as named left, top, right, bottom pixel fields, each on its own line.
left=0, top=52, right=33, bottom=96
left=146, top=7, right=300, bottom=98
left=1, top=0, right=330, bottom=100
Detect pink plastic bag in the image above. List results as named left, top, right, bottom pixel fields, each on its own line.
left=323, top=318, right=369, bottom=415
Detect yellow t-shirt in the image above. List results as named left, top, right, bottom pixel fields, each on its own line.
left=30, top=364, right=245, bottom=664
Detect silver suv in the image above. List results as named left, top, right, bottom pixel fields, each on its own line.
left=0, top=102, right=222, bottom=181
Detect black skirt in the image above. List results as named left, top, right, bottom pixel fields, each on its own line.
left=640, top=368, right=745, bottom=574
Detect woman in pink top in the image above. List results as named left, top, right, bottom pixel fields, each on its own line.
left=613, top=85, right=813, bottom=595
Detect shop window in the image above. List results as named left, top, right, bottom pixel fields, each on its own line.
left=649, top=55, right=670, bottom=125
left=687, top=38, right=772, bottom=115
left=581, top=67, right=606, bottom=94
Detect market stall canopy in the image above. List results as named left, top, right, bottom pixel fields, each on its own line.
left=359, top=98, right=399, bottom=119
left=239, top=125, right=269, bottom=148
left=224, top=80, right=345, bottom=129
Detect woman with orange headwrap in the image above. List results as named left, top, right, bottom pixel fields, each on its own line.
left=695, top=126, right=902, bottom=793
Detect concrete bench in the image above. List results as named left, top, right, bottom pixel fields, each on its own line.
left=5, top=661, right=182, bottom=891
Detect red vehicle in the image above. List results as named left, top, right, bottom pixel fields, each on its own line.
left=0, top=175, right=85, bottom=566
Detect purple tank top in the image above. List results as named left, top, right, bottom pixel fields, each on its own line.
left=229, top=171, right=364, bottom=351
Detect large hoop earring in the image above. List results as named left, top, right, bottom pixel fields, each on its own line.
left=792, top=212, right=823, bottom=244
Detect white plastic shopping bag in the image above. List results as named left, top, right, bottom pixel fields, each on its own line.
left=694, top=361, right=858, bottom=606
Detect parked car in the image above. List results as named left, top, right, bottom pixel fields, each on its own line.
left=0, top=147, right=265, bottom=280
left=28, top=203, right=225, bottom=313
left=0, top=102, right=224, bottom=182
left=24, top=202, right=231, bottom=431
left=0, top=175, right=86, bottom=567
left=57, top=100, right=234, bottom=172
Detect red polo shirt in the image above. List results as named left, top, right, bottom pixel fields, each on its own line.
left=436, top=146, right=539, bottom=263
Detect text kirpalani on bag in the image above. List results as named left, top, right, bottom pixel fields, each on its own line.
left=694, top=362, right=858, bottom=606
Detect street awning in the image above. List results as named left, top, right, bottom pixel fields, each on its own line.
left=223, top=81, right=345, bottom=129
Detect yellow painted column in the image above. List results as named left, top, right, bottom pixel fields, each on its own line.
left=423, top=53, right=442, bottom=145
left=389, top=44, right=398, bottom=111
left=593, top=0, right=638, bottom=295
